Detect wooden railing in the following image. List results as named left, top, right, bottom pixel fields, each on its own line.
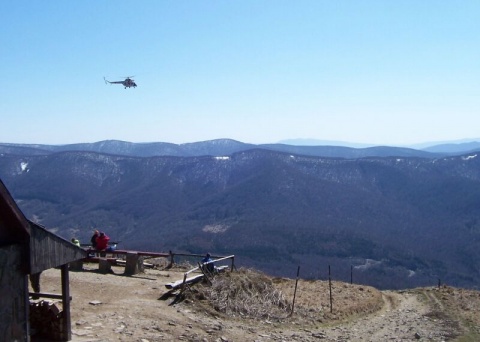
left=165, top=255, right=235, bottom=290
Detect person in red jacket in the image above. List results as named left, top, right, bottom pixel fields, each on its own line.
left=95, top=232, right=110, bottom=251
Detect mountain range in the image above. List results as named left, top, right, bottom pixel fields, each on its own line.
left=1, top=139, right=480, bottom=290
left=2, top=138, right=480, bottom=158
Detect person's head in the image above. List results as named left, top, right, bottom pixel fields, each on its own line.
left=94, top=229, right=99, bottom=235
left=206, top=253, right=211, bottom=258
left=71, top=238, right=76, bottom=242
left=100, top=232, right=105, bottom=237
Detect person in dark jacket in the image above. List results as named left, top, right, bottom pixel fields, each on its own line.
left=90, top=230, right=99, bottom=248
left=202, top=253, right=215, bottom=273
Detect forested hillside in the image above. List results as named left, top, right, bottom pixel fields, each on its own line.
left=1, top=148, right=480, bottom=289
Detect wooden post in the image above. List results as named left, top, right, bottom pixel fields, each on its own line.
left=61, top=264, right=71, bottom=341
left=181, top=272, right=187, bottom=293
left=125, top=252, right=144, bottom=275
left=167, top=250, right=174, bottom=268
left=329, top=265, right=333, bottom=313
left=230, top=256, right=235, bottom=272
left=98, top=258, right=112, bottom=274
left=350, top=265, right=353, bottom=284
left=24, top=275, right=31, bottom=342
left=290, top=266, right=300, bottom=316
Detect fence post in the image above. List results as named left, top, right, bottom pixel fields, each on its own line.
left=231, top=256, right=235, bottom=272
left=350, top=265, right=353, bottom=284
left=329, top=265, right=333, bottom=313
left=290, top=266, right=301, bottom=316
left=167, top=250, right=174, bottom=268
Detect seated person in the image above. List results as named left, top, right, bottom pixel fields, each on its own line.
left=201, top=253, right=215, bottom=273
left=90, top=230, right=99, bottom=249
left=95, top=232, right=110, bottom=254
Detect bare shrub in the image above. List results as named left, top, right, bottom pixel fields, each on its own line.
left=191, top=268, right=291, bottom=320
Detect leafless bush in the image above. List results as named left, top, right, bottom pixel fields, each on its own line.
left=191, top=268, right=291, bottom=320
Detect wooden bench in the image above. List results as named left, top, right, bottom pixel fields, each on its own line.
left=81, top=249, right=170, bottom=274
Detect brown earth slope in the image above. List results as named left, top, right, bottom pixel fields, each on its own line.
left=33, top=264, right=480, bottom=342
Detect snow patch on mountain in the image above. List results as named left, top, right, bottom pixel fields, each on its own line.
left=462, top=154, right=477, bottom=161
left=20, top=162, right=29, bottom=172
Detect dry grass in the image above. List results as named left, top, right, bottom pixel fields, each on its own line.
left=433, top=286, right=480, bottom=341
left=185, top=267, right=384, bottom=325
left=272, top=276, right=384, bottom=323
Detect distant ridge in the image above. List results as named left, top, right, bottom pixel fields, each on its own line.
left=421, top=141, right=480, bottom=154
left=280, top=138, right=480, bottom=154
left=277, top=138, right=374, bottom=148
left=0, top=139, right=454, bottom=159
left=408, top=138, right=480, bottom=150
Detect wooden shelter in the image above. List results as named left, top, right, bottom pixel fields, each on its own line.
left=0, top=179, right=87, bottom=341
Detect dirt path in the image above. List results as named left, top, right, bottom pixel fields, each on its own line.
left=320, top=291, right=456, bottom=341
left=35, top=266, right=466, bottom=341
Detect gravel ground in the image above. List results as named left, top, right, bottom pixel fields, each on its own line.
left=33, top=264, right=479, bottom=342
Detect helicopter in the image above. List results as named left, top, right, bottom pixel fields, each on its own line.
left=104, top=76, right=137, bottom=89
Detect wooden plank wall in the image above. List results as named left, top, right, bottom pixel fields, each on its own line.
left=29, top=223, right=87, bottom=274
left=0, top=244, right=29, bottom=342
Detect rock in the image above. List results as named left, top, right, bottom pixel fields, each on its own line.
left=312, top=332, right=326, bottom=338
left=415, top=332, right=421, bottom=339
left=72, top=329, right=92, bottom=336
left=114, top=325, right=125, bottom=333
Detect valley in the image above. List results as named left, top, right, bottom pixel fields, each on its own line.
left=2, top=141, right=480, bottom=289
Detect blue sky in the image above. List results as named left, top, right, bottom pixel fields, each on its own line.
left=1, top=1, right=479, bottom=146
